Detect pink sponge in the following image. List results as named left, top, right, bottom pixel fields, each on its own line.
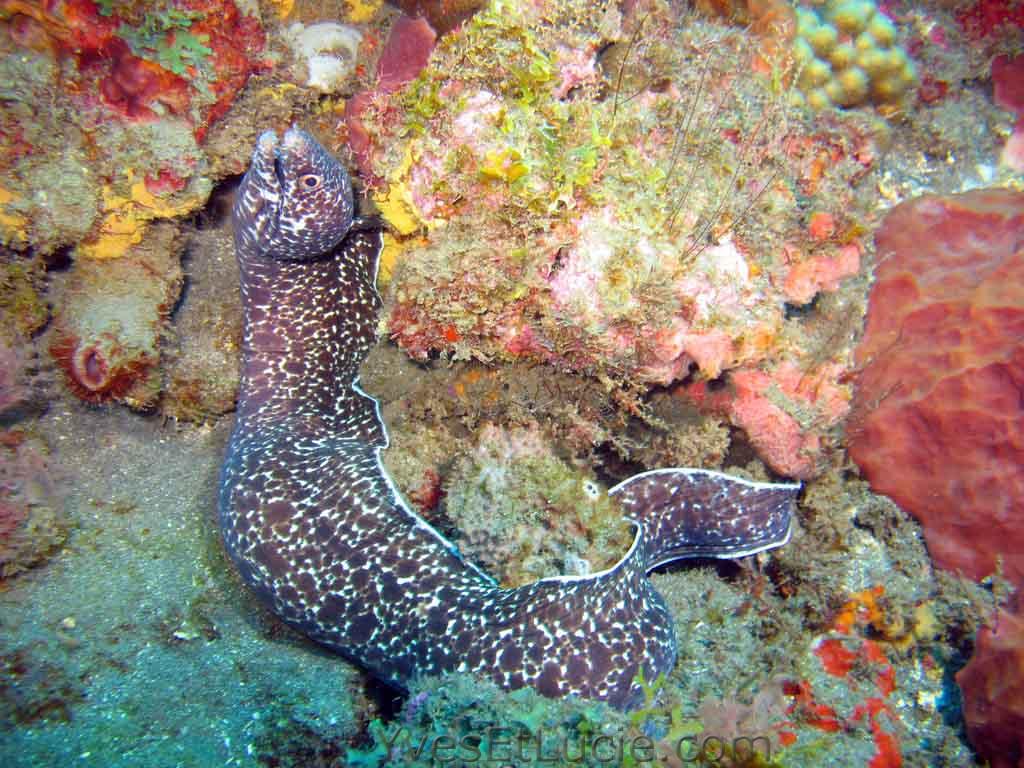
left=849, top=190, right=1024, bottom=585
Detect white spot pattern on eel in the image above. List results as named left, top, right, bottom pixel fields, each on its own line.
left=219, top=128, right=800, bottom=709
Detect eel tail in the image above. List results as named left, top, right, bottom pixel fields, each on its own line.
left=609, top=468, right=799, bottom=571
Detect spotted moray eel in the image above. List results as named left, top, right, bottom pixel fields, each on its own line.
left=219, top=128, right=799, bottom=709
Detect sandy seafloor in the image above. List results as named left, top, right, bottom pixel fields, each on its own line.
left=1, top=401, right=367, bottom=766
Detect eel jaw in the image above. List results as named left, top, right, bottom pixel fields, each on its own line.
left=251, top=130, right=284, bottom=205
left=234, top=131, right=285, bottom=258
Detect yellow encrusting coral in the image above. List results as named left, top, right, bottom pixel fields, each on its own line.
left=372, top=147, right=432, bottom=235
left=268, top=0, right=294, bottom=19
left=77, top=171, right=207, bottom=260
left=347, top=0, right=383, bottom=24
left=377, top=232, right=418, bottom=288
left=793, top=0, right=916, bottom=110
left=0, top=186, right=28, bottom=245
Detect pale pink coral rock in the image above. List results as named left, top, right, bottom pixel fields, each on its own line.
left=451, top=90, right=503, bottom=145
left=499, top=320, right=541, bottom=357
left=728, top=369, right=819, bottom=479
left=548, top=224, right=615, bottom=321
left=552, top=45, right=600, bottom=99
left=776, top=361, right=851, bottom=424
left=782, top=243, right=861, bottom=305
left=407, top=151, right=450, bottom=220
left=676, top=237, right=757, bottom=325
left=1002, top=131, right=1024, bottom=172
left=639, top=318, right=695, bottom=385
left=639, top=322, right=734, bottom=384
left=684, top=361, right=849, bottom=479
left=680, top=330, right=735, bottom=379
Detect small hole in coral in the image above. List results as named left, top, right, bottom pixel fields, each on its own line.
left=706, top=373, right=729, bottom=392
left=192, top=177, right=241, bottom=231
left=784, top=295, right=819, bottom=320
left=81, top=349, right=105, bottom=387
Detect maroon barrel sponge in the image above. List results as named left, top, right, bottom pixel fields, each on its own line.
left=956, top=604, right=1024, bottom=768
left=849, top=190, right=1024, bottom=586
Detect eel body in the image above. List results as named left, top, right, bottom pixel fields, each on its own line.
left=219, top=128, right=799, bottom=709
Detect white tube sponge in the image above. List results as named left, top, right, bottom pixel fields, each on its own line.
left=286, top=22, right=363, bottom=93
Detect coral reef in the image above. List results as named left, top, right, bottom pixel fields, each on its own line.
left=50, top=223, right=184, bottom=409
left=160, top=203, right=242, bottom=422
left=849, top=189, right=1024, bottom=587
left=0, top=252, right=48, bottom=419
left=350, top=0, right=877, bottom=478
left=683, top=360, right=852, bottom=478
left=0, top=250, right=51, bottom=341
left=338, top=419, right=975, bottom=764
left=0, top=0, right=1017, bottom=762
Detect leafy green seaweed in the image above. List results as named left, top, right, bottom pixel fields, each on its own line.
left=116, top=7, right=212, bottom=77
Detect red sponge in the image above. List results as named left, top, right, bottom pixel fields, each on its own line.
left=956, top=605, right=1024, bottom=768
left=849, top=190, right=1024, bottom=585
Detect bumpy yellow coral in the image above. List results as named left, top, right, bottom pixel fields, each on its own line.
left=377, top=232, right=417, bottom=287
left=793, top=0, right=916, bottom=110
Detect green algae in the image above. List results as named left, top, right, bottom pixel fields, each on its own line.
left=106, top=4, right=213, bottom=77
left=347, top=673, right=626, bottom=768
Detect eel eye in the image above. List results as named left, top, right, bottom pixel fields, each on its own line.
left=299, top=174, right=322, bottom=190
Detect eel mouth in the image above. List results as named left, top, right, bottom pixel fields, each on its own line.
left=273, top=154, right=287, bottom=191
left=244, top=130, right=286, bottom=248
left=253, top=130, right=284, bottom=194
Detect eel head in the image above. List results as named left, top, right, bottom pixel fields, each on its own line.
left=233, top=127, right=355, bottom=262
